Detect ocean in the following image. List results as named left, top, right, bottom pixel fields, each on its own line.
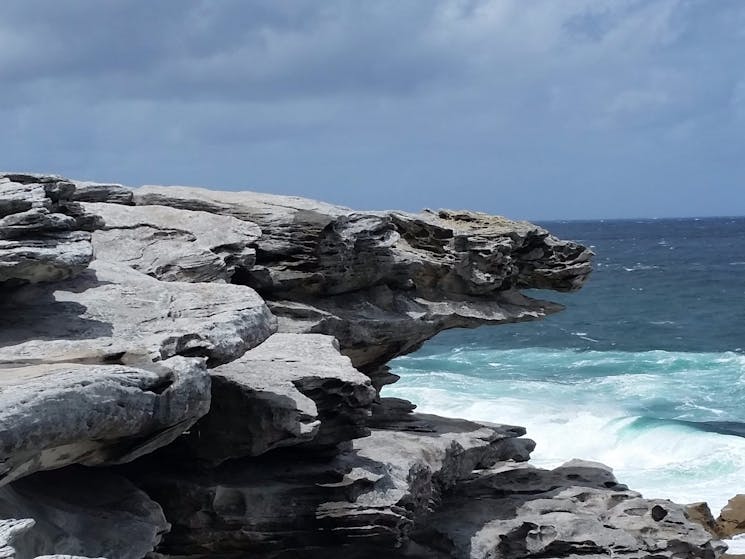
left=385, top=217, right=745, bottom=524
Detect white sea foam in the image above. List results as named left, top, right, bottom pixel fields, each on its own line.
left=387, top=347, right=745, bottom=515
left=727, top=535, right=745, bottom=553
left=623, top=263, right=660, bottom=272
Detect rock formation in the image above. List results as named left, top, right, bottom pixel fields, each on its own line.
left=0, top=173, right=726, bottom=558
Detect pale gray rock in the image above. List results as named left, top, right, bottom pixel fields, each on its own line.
left=0, top=260, right=276, bottom=368
left=133, top=184, right=347, bottom=261
left=181, top=333, right=376, bottom=463
left=131, top=185, right=592, bottom=370
left=0, top=518, right=34, bottom=559
left=0, top=176, right=101, bottom=286
left=717, top=495, right=745, bottom=538
left=317, top=414, right=535, bottom=548
left=0, top=260, right=275, bottom=484
left=2, top=175, right=718, bottom=559
left=0, top=468, right=167, bottom=559
left=0, top=357, right=209, bottom=486
left=83, top=202, right=260, bottom=283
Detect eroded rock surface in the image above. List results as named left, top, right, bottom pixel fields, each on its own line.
left=83, top=202, right=260, bottom=283
left=131, top=186, right=592, bottom=370
left=0, top=175, right=725, bottom=559
left=0, top=259, right=275, bottom=484
left=718, top=495, right=745, bottom=538
left=0, top=260, right=275, bottom=367
left=0, top=468, right=167, bottom=559
left=129, top=411, right=533, bottom=557
left=0, top=174, right=101, bottom=286
left=408, top=460, right=725, bottom=559
left=71, top=182, right=134, bottom=205
left=0, top=357, right=209, bottom=486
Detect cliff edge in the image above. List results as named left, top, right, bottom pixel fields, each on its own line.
left=0, top=173, right=724, bottom=558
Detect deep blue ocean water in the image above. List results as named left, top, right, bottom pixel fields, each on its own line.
left=385, top=217, right=745, bottom=516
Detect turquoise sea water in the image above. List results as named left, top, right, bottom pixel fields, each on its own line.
left=385, top=217, right=745, bottom=517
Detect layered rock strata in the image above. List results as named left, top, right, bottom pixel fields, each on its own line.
left=0, top=174, right=100, bottom=286
left=0, top=173, right=726, bottom=559
left=131, top=186, right=592, bottom=371
left=0, top=468, right=167, bottom=558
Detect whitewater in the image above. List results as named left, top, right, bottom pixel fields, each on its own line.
left=385, top=217, right=745, bottom=541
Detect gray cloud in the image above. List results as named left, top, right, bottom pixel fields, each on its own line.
left=1, top=0, right=744, bottom=219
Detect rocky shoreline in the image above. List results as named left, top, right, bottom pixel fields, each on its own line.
left=0, top=173, right=730, bottom=558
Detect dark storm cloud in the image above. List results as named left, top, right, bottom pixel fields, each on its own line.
left=1, top=0, right=744, bottom=219
left=0, top=1, right=454, bottom=103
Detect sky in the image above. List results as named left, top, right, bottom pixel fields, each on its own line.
left=1, top=0, right=744, bottom=220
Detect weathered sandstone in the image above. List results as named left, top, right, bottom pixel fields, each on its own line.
left=0, top=175, right=725, bottom=559
left=0, top=174, right=101, bottom=286
left=0, top=260, right=275, bottom=368
left=718, top=495, right=745, bottom=538
left=409, top=459, right=725, bottom=558
left=83, top=202, right=259, bottom=283
left=129, top=411, right=534, bottom=557
left=179, top=333, right=376, bottom=463
left=0, top=468, right=167, bottom=558
left=130, top=185, right=592, bottom=371
left=0, top=358, right=208, bottom=486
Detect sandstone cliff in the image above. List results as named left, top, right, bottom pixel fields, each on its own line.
left=0, top=173, right=725, bottom=558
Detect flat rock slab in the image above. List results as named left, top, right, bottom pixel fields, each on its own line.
left=0, top=468, right=168, bottom=559
left=0, top=260, right=276, bottom=367
left=0, top=357, right=209, bottom=485
left=182, top=333, right=376, bottom=463
left=83, top=202, right=260, bottom=283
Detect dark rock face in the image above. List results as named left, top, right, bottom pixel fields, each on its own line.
left=0, top=468, right=168, bottom=558
left=0, top=357, right=209, bottom=486
left=0, top=175, right=725, bottom=559
left=180, top=333, right=376, bottom=463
